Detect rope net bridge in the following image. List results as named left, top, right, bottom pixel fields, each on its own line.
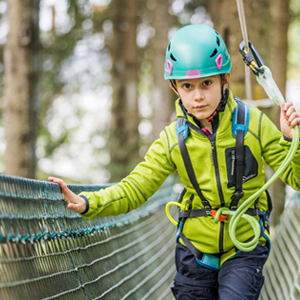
left=260, top=192, right=300, bottom=300
left=0, top=174, right=178, bottom=300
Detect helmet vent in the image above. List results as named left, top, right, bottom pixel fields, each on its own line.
left=170, top=53, right=177, bottom=61
left=168, top=42, right=171, bottom=51
left=216, top=37, right=220, bottom=46
left=215, top=30, right=219, bottom=36
left=210, top=48, right=218, bottom=58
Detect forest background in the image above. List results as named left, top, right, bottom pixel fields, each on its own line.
left=0, top=0, right=300, bottom=226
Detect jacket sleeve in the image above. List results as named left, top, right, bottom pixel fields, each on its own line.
left=261, top=113, right=300, bottom=191
left=78, top=129, right=176, bottom=220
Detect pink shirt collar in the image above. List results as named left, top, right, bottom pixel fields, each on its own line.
left=201, top=128, right=211, bottom=137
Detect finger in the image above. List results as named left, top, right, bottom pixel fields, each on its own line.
left=48, top=177, right=68, bottom=190
left=288, top=112, right=299, bottom=124
left=48, top=177, right=74, bottom=202
left=68, top=203, right=85, bottom=214
left=68, top=203, right=76, bottom=211
left=284, top=102, right=293, bottom=111
left=280, top=103, right=286, bottom=119
left=291, top=117, right=300, bottom=128
left=282, top=102, right=293, bottom=118
left=286, top=106, right=296, bottom=119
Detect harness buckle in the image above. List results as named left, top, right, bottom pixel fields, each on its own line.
left=205, top=206, right=212, bottom=216
left=233, top=191, right=244, bottom=200
left=211, top=210, right=228, bottom=222
left=176, top=118, right=189, bottom=140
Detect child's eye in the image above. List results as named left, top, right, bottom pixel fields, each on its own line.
left=203, top=80, right=212, bottom=86
left=182, top=83, right=192, bottom=89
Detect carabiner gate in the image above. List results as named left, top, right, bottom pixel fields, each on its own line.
left=239, top=41, right=265, bottom=76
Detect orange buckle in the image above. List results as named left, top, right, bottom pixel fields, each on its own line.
left=211, top=210, right=228, bottom=222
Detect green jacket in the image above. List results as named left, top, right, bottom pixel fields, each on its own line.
left=80, top=90, right=300, bottom=255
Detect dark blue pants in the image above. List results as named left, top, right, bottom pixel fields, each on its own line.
left=171, top=243, right=269, bottom=300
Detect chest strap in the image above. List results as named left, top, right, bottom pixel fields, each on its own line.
left=176, top=118, right=212, bottom=216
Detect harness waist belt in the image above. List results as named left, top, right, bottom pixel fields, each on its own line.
left=179, top=208, right=265, bottom=219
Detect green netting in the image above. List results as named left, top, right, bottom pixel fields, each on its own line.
left=259, top=192, right=300, bottom=300
left=0, top=174, right=178, bottom=300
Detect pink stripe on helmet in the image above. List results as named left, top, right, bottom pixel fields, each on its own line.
left=167, top=60, right=173, bottom=75
left=186, top=69, right=201, bottom=78
left=215, top=54, right=223, bottom=70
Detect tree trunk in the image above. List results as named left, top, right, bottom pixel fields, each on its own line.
left=151, top=0, right=173, bottom=140
left=4, top=0, right=40, bottom=179
left=269, top=0, right=290, bottom=227
left=108, top=0, right=140, bottom=182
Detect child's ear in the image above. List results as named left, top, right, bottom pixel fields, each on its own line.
left=224, top=73, right=231, bottom=84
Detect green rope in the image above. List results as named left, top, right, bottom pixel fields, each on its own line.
left=214, top=66, right=300, bottom=252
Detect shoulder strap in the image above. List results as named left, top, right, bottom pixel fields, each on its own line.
left=176, top=118, right=212, bottom=215
left=230, top=99, right=250, bottom=210
left=232, top=97, right=250, bottom=138
left=176, top=117, right=189, bottom=140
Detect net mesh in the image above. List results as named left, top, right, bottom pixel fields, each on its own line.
left=0, top=174, right=178, bottom=300
left=259, top=192, right=300, bottom=300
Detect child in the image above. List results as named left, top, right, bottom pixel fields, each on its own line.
left=49, top=24, right=300, bottom=299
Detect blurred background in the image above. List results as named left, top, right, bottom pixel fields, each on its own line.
left=0, top=0, right=300, bottom=225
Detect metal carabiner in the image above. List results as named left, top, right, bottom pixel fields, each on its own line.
left=239, top=41, right=265, bottom=76
left=239, top=40, right=286, bottom=106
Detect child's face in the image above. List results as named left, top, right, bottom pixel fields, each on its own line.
left=175, top=74, right=230, bottom=121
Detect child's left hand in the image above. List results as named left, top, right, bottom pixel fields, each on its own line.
left=280, top=102, right=300, bottom=139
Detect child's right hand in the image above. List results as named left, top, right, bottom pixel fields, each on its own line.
left=48, top=177, right=87, bottom=213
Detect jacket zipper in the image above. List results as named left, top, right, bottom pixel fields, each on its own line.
left=188, top=116, right=226, bottom=253
left=220, top=222, right=224, bottom=253
left=210, top=139, right=225, bottom=207
left=210, top=119, right=225, bottom=253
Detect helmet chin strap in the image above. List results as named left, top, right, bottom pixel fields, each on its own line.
left=207, top=74, right=228, bottom=122
left=207, top=88, right=229, bottom=122
left=169, top=80, right=178, bottom=94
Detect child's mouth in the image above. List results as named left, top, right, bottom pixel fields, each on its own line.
left=195, top=105, right=207, bottom=110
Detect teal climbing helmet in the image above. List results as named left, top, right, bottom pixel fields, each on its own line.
left=164, top=24, right=232, bottom=80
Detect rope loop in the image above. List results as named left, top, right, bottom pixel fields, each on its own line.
left=212, top=207, right=231, bottom=223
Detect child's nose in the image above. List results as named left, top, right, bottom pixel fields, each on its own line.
left=194, top=88, right=204, bottom=101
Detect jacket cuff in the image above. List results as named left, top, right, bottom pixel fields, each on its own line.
left=283, top=136, right=293, bottom=142
left=80, top=195, right=89, bottom=215
left=280, top=136, right=300, bottom=153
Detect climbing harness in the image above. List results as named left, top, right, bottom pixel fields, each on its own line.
left=167, top=98, right=270, bottom=270
left=166, top=41, right=299, bottom=268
